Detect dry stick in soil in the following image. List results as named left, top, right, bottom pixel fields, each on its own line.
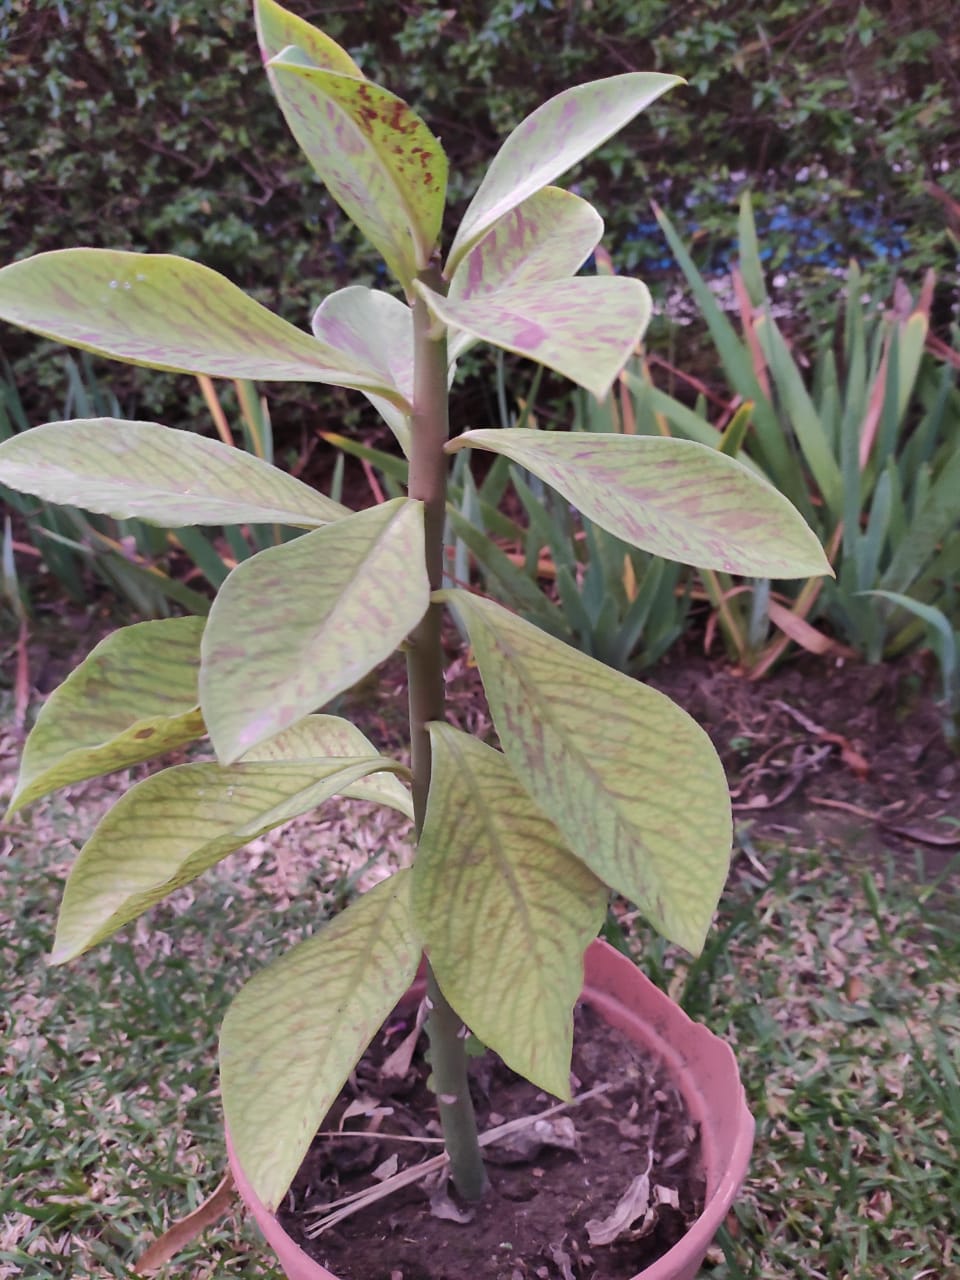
left=305, top=1085, right=613, bottom=1238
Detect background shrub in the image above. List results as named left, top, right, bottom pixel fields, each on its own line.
left=1, top=0, right=957, bottom=433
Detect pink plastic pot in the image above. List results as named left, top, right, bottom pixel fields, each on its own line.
left=229, top=938, right=754, bottom=1280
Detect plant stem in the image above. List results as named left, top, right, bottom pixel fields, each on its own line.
left=406, top=259, right=488, bottom=1201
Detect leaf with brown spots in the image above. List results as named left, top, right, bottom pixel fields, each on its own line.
left=265, top=48, right=447, bottom=290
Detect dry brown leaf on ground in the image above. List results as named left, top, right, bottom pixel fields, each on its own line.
left=133, top=1171, right=235, bottom=1274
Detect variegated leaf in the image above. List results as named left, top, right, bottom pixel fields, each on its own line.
left=7, top=618, right=206, bottom=818
left=244, top=714, right=413, bottom=821
left=449, top=430, right=831, bottom=577
left=201, top=498, right=429, bottom=763
left=52, top=750, right=406, bottom=962
left=220, top=872, right=421, bottom=1210
left=413, top=725, right=606, bottom=1098
left=0, top=419, right=348, bottom=527
left=0, top=250, right=400, bottom=394
left=447, top=591, right=732, bottom=955
left=420, top=277, right=650, bottom=400
left=312, top=287, right=414, bottom=455
left=446, top=73, right=680, bottom=275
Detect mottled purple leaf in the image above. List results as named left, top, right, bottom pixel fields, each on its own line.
left=200, top=498, right=429, bottom=763
left=446, top=187, right=603, bottom=364
left=448, top=187, right=602, bottom=302
left=312, top=287, right=414, bottom=454
left=0, top=251, right=401, bottom=393
left=419, top=277, right=651, bottom=400
left=0, top=419, right=348, bottom=527
left=446, top=73, right=680, bottom=275
left=449, top=430, right=831, bottom=577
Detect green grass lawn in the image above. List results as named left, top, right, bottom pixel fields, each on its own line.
left=2, top=738, right=957, bottom=1279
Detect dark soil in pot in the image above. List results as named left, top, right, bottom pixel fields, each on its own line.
left=276, top=1003, right=705, bottom=1280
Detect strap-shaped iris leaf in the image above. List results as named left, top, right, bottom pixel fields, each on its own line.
left=264, top=37, right=446, bottom=290
left=312, top=287, right=414, bottom=455
left=447, top=590, right=732, bottom=954
left=449, top=430, right=831, bottom=578
left=0, top=419, right=348, bottom=528
left=6, top=617, right=206, bottom=818
left=446, top=73, right=680, bottom=276
left=201, top=498, right=429, bottom=763
left=413, top=725, right=606, bottom=1099
left=220, top=870, right=421, bottom=1211
left=0, top=250, right=401, bottom=395
left=52, top=748, right=408, bottom=963
left=419, top=277, right=651, bottom=401
left=244, top=714, right=413, bottom=821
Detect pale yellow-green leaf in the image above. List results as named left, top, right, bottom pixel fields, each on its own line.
left=7, top=618, right=206, bottom=818
left=254, top=0, right=363, bottom=77
left=449, top=430, right=831, bottom=577
left=0, top=420, right=348, bottom=528
left=418, top=277, right=650, bottom=401
left=446, top=73, right=680, bottom=275
left=266, top=51, right=447, bottom=289
left=201, top=498, right=429, bottom=763
left=0, top=251, right=400, bottom=395
left=243, top=714, right=413, bottom=821
left=413, top=725, right=606, bottom=1097
left=52, top=751, right=406, bottom=963
left=446, top=186, right=603, bottom=364
left=447, top=591, right=732, bottom=954
left=312, top=287, right=413, bottom=455
left=220, top=871, right=421, bottom=1210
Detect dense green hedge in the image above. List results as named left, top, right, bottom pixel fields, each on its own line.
left=1, top=0, right=957, bottom=429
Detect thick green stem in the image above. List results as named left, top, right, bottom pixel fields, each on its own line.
left=406, top=260, right=488, bottom=1201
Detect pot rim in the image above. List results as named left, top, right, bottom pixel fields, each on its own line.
left=228, top=937, right=754, bottom=1280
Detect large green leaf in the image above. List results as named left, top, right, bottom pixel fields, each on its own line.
left=418, top=278, right=650, bottom=400
left=0, top=251, right=400, bottom=394
left=201, top=498, right=429, bottom=763
left=244, top=714, right=414, bottom=821
left=0, top=419, right=348, bottom=527
left=220, top=871, right=421, bottom=1210
left=447, top=591, right=731, bottom=954
left=446, top=73, right=680, bottom=276
left=413, top=725, right=606, bottom=1098
left=312, top=287, right=413, bottom=455
left=266, top=48, right=447, bottom=290
left=52, top=746, right=407, bottom=963
left=450, top=430, right=830, bottom=577
left=7, top=618, right=206, bottom=818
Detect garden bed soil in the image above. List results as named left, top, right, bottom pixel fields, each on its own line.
left=277, top=1003, right=705, bottom=1280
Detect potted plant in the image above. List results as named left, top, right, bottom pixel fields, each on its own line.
left=0, top=2, right=829, bottom=1275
